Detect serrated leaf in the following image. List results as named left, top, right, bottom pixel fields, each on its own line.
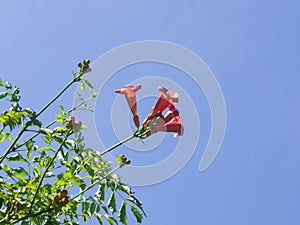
left=118, top=200, right=127, bottom=225
left=96, top=183, right=107, bottom=202
left=131, top=206, right=143, bottom=224
left=107, top=192, right=117, bottom=213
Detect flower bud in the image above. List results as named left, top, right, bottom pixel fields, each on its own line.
left=61, top=197, right=69, bottom=206
left=84, top=67, right=92, bottom=73
left=84, top=59, right=90, bottom=65
left=54, top=195, right=60, bottom=204
left=59, top=190, right=68, bottom=198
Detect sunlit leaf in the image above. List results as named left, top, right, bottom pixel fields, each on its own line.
left=107, top=192, right=117, bottom=213
left=130, top=206, right=143, bottom=224
left=118, top=200, right=127, bottom=225
left=6, top=153, right=27, bottom=163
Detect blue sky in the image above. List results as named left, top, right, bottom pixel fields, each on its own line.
left=1, top=1, right=300, bottom=224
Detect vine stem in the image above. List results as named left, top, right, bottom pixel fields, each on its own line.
left=0, top=73, right=85, bottom=164
left=100, top=135, right=135, bottom=156
left=28, top=131, right=71, bottom=214
left=70, top=164, right=123, bottom=201
left=35, top=74, right=83, bottom=118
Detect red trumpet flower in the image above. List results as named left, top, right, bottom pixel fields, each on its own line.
left=163, top=105, right=180, bottom=123
left=115, top=84, right=141, bottom=127
left=143, top=87, right=179, bottom=125
left=150, top=116, right=184, bottom=138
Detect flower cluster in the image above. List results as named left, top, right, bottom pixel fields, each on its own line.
left=115, top=85, right=184, bottom=138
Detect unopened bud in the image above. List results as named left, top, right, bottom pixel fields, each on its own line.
left=59, top=190, right=68, bottom=198
left=61, top=197, right=69, bottom=206
left=84, top=59, right=90, bottom=65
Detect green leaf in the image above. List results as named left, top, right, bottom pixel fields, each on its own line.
left=13, top=167, right=28, bottom=182
left=43, top=136, right=52, bottom=145
left=0, top=133, right=5, bottom=142
left=95, top=213, right=103, bottom=225
left=90, top=202, right=96, bottom=215
left=83, top=78, right=94, bottom=90
left=107, top=192, right=117, bottom=213
left=96, top=183, right=107, bottom=202
left=116, top=155, right=124, bottom=164
left=5, top=133, right=12, bottom=141
left=82, top=200, right=90, bottom=214
left=127, top=197, right=146, bottom=216
left=38, top=146, right=55, bottom=152
left=104, top=214, right=117, bottom=225
left=130, top=206, right=143, bottom=224
left=118, top=200, right=127, bottom=225
left=26, top=119, right=42, bottom=128
left=32, top=165, right=41, bottom=177
left=6, top=153, right=27, bottom=163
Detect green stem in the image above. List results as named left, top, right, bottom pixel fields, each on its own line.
left=35, top=73, right=83, bottom=118
left=70, top=165, right=122, bottom=201
left=0, top=73, right=84, bottom=164
left=100, top=135, right=135, bottom=156
left=29, top=131, right=70, bottom=214
left=0, top=129, right=26, bottom=164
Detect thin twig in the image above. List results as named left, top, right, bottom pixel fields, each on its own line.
left=28, top=131, right=70, bottom=213
left=100, top=135, right=135, bottom=156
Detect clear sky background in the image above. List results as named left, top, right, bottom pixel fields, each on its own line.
left=1, top=1, right=300, bottom=224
